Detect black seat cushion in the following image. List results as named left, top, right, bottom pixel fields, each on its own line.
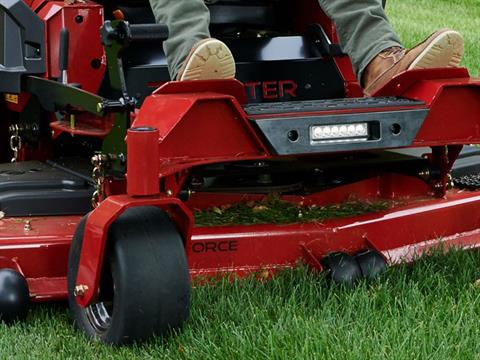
left=102, top=0, right=286, bottom=31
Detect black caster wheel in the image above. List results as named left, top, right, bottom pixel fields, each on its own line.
left=355, top=250, right=387, bottom=280
left=0, top=268, right=29, bottom=324
left=68, top=207, right=190, bottom=345
left=322, top=252, right=362, bottom=287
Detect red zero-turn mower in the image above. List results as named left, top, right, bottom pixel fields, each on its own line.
left=1, top=0, right=480, bottom=345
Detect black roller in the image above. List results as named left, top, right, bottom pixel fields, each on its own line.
left=0, top=269, right=30, bottom=323
left=322, top=252, right=362, bottom=287
left=355, top=250, right=387, bottom=280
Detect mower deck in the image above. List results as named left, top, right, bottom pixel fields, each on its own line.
left=3, top=176, right=480, bottom=302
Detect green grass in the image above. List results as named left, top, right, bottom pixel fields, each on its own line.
left=2, top=1, right=480, bottom=358
left=3, top=250, right=480, bottom=359
left=387, top=0, right=480, bottom=75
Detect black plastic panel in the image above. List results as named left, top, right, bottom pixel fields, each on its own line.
left=252, top=109, right=429, bottom=155
left=395, top=146, right=480, bottom=177
left=122, top=36, right=345, bottom=105
left=0, top=161, right=93, bottom=216
left=109, top=0, right=284, bottom=29
left=0, top=0, right=45, bottom=92
left=450, top=146, right=480, bottom=177
left=244, top=97, right=425, bottom=116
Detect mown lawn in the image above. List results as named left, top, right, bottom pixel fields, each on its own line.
left=2, top=0, right=480, bottom=359
left=2, top=250, right=480, bottom=359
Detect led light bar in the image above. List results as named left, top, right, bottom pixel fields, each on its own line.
left=310, top=122, right=369, bottom=144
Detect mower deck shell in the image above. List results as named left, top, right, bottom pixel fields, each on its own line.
left=2, top=176, right=480, bottom=302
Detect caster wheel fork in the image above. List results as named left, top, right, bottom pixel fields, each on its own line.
left=67, top=207, right=190, bottom=345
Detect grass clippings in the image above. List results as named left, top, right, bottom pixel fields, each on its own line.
left=194, top=196, right=391, bottom=227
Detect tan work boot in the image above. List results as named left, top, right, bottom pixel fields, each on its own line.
left=176, top=38, right=236, bottom=81
left=363, top=29, right=464, bottom=96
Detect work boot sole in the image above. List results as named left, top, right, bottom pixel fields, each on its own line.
left=364, top=29, right=464, bottom=96
left=408, top=30, right=464, bottom=70
left=177, top=38, right=236, bottom=81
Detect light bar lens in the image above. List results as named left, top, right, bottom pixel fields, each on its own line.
left=310, top=122, right=369, bottom=143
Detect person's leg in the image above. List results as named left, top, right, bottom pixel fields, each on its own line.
left=149, top=0, right=211, bottom=78
left=149, top=0, right=235, bottom=80
left=317, top=0, right=402, bottom=82
left=317, top=0, right=464, bottom=96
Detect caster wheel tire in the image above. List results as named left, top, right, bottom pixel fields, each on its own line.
left=355, top=250, right=387, bottom=280
left=0, top=269, right=29, bottom=323
left=68, top=206, right=190, bottom=345
left=322, top=252, right=362, bottom=287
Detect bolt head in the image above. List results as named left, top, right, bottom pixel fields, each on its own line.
left=23, top=221, right=32, bottom=232
left=74, top=285, right=88, bottom=297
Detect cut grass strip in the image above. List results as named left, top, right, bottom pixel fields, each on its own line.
left=194, top=196, right=391, bottom=227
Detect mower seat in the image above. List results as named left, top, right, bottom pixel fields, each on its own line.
left=103, top=0, right=286, bottom=32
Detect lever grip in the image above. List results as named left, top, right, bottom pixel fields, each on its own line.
left=59, top=28, right=69, bottom=71
left=128, top=24, right=169, bottom=42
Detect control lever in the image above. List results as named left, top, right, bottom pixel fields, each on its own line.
left=59, top=28, right=69, bottom=84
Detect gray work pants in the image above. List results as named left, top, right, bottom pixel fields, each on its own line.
left=149, top=0, right=211, bottom=79
left=149, top=0, right=403, bottom=81
left=317, top=0, right=402, bottom=81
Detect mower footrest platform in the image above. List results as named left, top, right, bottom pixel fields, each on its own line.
left=245, top=97, right=428, bottom=155
left=244, top=97, right=425, bottom=116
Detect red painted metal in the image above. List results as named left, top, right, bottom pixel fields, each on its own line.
left=412, top=84, right=480, bottom=146
left=192, top=189, right=480, bottom=276
left=4, top=183, right=480, bottom=301
left=372, top=69, right=480, bottom=146
left=0, top=215, right=78, bottom=301
left=126, top=127, right=160, bottom=196
left=50, top=112, right=114, bottom=139
left=153, top=79, right=248, bottom=104
left=36, top=1, right=106, bottom=94
left=385, top=228, right=480, bottom=265
left=372, top=67, right=471, bottom=99
left=131, top=81, right=270, bottom=178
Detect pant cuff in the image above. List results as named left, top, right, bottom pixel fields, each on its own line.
left=357, top=40, right=404, bottom=85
